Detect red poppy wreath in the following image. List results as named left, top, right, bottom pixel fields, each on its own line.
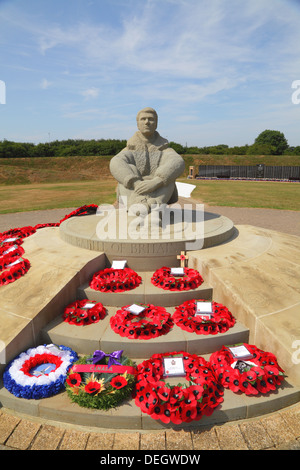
left=172, top=299, right=235, bottom=335
left=89, top=267, right=142, bottom=293
left=0, top=257, right=30, bottom=286
left=0, top=244, right=25, bottom=270
left=63, top=299, right=107, bottom=326
left=209, top=343, right=285, bottom=396
left=134, top=351, right=223, bottom=424
left=0, top=225, right=36, bottom=241
left=151, top=266, right=203, bottom=291
left=110, top=304, right=174, bottom=340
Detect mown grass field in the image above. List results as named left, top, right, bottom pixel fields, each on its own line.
left=0, top=178, right=299, bottom=214
left=0, top=154, right=299, bottom=213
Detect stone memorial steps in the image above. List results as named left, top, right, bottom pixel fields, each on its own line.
left=0, top=300, right=297, bottom=431
left=40, top=306, right=250, bottom=359
left=0, top=359, right=298, bottom=432
left=77, top=271, right=213, bottom=307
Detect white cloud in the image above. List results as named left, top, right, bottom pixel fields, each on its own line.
left=40, top=78, right=52, bottom=89
left=1, top=0, right=300, bottom=145
left=81, top=87, right=99, bottom=100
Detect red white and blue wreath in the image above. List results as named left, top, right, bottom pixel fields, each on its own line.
left=151, top=266, right=203, bottom=291
left=172, top=299, right=235, bottom=335
left=209, top=343, right=285, bottom=396
left=134, top=351, right=223, bottom=425
left=3, top=344, right=78, bottom=399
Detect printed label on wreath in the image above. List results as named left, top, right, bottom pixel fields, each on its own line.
left=83, top=302, right=96, bottom=309
left=6, top=258, right=23, bottom=267
left=228, top=345, right=253, bottom=360
left=2, top=237, right=18, bottom=243
left=2, top=245, right=17, bottom=255
left=171, top=267, right=184, bottom=276
left=195, top=301, right=213, bottom=319
left=232, top=360, right=256, bottom=372
left=126, top=304, right=146, bottom=315
left=163, top=355, right=185, bottom=377
left=72, top=363, right=136, bottom=375
left=111, top=260, right=127, bottom=269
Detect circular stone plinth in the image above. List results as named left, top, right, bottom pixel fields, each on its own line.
left=59, top=208, right=235, bottom=270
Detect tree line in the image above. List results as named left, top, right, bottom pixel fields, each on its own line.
left=0, top=130, right=299, bottom=158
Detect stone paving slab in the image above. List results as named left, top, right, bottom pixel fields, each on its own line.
left=1, top=403, right=300, bottom=450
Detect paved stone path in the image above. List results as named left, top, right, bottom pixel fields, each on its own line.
left=0, top=403, right=300, bottom=450
left=0, top=203, right=299, bottom=236
left=0, top=204, right=299, bottom=451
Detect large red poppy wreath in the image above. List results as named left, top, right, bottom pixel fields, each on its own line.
left=151, top=266, right=203, bottom=291
left=134, top=351, right=223, bottom=424
left=110, top=304, right=174, bottom=340
left=63, top=299, right=107, bottom=326
left=172, top=299, right=235, bottom=335
left=89, top=267, right=142, bottom=293
left=209, top=343, right=285, bottom=395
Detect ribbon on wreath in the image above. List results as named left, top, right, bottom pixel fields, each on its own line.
left=91, top=349, right=123, bottom=368
left=71, top=349, right=137, bottom=375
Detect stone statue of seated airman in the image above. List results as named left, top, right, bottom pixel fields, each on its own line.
left=109, top=107, right=185, bottom=214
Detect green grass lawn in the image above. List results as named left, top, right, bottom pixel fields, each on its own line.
left=190, top=179, right=300, bottom=211
left=0, top=178, right=299, bottom=214
left=0, top=180, right=117, bottom=214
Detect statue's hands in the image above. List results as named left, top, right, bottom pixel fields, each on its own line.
left=134, top=177, right=163, bottom=195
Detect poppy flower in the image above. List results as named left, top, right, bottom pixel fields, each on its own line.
left=84, top=378, right=105, bottom=395
left=169, top=386, right=185, bottom=405
left=157, top=383, right=171, bottom=402
left=180, top=401, right=198, bottom=422
left=66, top=373, right=82, bottom=388
left=239, top=373, right=259, bottom=395
left=228, top=372, right=243, bottom=393
left=111, top=375, right=128, bottom=389
left=256, top=378, right=269, bottom=394
left=154, top=403, right=173, bottom=424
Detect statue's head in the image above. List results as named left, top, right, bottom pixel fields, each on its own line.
left=136, top=107, right=158, bottom=137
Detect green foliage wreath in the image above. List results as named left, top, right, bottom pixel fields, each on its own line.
left=65, top=353, right=136, bottom=410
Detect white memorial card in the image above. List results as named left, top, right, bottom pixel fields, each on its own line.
left=111, top=260, right=127, bottom=269
left=195, top=301, right=213, bottom=319
left=171, top=267, right=184, bottom=276
left=83, top=302, right=96, bottom=309
left=163, top=355, right=185, bottom=377
left=3, top=237, right=18, bottom=244
left=228, top=345, right=253, bottom=360
left=7, top=258, right=23, bottom=268
left=126, top=304, right=146, bottom=315
left=3, top=245, right=17, bottom=255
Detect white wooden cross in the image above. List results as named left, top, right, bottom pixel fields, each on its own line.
left=177, top=251, right=189, bottom=268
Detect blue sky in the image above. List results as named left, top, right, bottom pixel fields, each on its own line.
left=1, top=0, right=300, bottom=147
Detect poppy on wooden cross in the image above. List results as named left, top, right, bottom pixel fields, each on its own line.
left=177, top=251, right=189, bottom=267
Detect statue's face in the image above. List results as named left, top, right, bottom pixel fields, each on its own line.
left=137, top=112, right=157, bottom=137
